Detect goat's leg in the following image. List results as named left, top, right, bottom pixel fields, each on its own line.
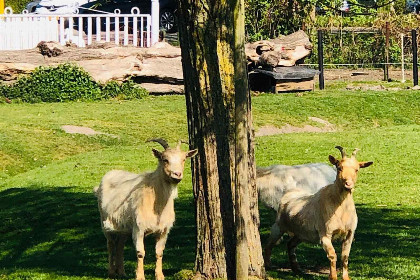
left=115, top=234, right=129, bottom=277
left=287, top=236, right=302, bottom=274
left=106, top=233, right=117, bottom=278
left=321, top=236, right=338, bottom=280
left=155, top=229, right=169, bottom=280
left=133, top=226, right=145, bottom=280
left=264, top=222, right=284, bottom=268
left=341, top=231, right=355, bottom=280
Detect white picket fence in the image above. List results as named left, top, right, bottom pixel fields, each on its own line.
left=0, top=7, right=153, bottom=50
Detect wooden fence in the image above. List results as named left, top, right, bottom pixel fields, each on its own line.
left=0, top=7, right=152, bottom=50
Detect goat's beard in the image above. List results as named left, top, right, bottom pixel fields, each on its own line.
left=164, top=175, right=181, bottom=184
left=170, top=177, right=182, bottom=184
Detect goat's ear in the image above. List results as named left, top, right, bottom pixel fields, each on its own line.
left=186, top=149, right=198, bottom=158
left=359, top=161, right=373, bottom=168
left=152, top=148, right=162, bottom=159
left=329, top=155, right=339, bottom=166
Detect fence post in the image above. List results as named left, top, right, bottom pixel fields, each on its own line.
left=401, top=33, right=405, bottom=83
left=384, top=21, right=390, bottom=81
left=412, top=29, right=418, bottom=86
left=318, top=29, right=324, bottom=90
left=151, top=0, right=159, bottom=45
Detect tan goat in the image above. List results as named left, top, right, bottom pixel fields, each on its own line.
left=94, top=139, right=198, bottom=280
left=264, top=146, right=373, bottom=280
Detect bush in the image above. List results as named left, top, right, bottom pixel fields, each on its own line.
left=4, top=0, right=28, bottom=13
left=102, top=80, right=148, bottom=100
left=173, top=269, right=194, bottom=280
left=1, top=64, right=148, bottom=103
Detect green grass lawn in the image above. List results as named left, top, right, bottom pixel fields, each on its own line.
left=0, top=89, right=419, bottom=280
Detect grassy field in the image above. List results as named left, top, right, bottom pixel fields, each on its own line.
left=0, top=88, right=419, bottom=280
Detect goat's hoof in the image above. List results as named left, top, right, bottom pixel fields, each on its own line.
left=291, top=268, right=304, bottom=275
left=291, top=265, right=304, bottom=275
left=264, top=262, right=272, bottom=269
left=342, top=276, right=351, bottom=280
left=117, top=272, right=127, bottom=278
left=263, top=255, right=272, bottom=268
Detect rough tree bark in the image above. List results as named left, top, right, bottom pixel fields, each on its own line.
left=177, top=0, right=265, bottom=279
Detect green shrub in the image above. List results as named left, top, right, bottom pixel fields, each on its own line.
left=2, top=64, right=102, bottom=103
left=4, top=0, right=28, bottom=13
left=102, top=80, right=148, bottom=100
left=173, top=269, right=194, bottom=280
left=1, top=64, right=148, bottom=103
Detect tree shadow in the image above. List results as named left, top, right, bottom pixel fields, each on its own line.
left=1, top=186, right=418, bottom=279
left=259, top=203, right=420, bottom=279
left=0, top=186, right=197, bottom=278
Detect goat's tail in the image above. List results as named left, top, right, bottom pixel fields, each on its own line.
left=93, top=186, right=100, bottom=197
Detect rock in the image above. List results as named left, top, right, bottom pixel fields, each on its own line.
left=246, top=30, right=312, bottom=68
left=77, top=56, right=143, bottom=83
left=86, top=41, right=118, bottom=49
left=141, top=83, right=184, bottom=95
left=37, top=41, right=65, bottom=57
left=366, top=85, right=385, bottom=91
left=143, top=41, right=181, bottom=58
left=0, top=63, right=36, bottom=82
left=61, top=125, right=118, bottom=138
left=0, top=41, right=183, bottom=94
left=346, top=85, right=361, bottom=90
left=135, top=56, right=183, bottom=83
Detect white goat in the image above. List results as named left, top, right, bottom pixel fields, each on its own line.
left=257, top=163, right=336, bottom=210
left=94, top=138, right=198, bottom=280
left=264, top=146, right=373, bottom=280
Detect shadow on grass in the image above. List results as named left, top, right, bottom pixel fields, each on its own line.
left=0, top=186, right=196, bottom=279
left=259, top=204, right=420, bottom=279
left=1, top=186, right=418, bottom=279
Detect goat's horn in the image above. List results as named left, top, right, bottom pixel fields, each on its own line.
left=177, top=140, right=190, bottom=147
left=335, top=146, right=346, bottom=158
left=351, top=148, right=360, bottom=158
left=146, top=138, right=169, bottom=149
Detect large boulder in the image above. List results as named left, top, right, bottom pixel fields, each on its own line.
left=0, top=41, right=183, bottom=90
left=246, top=30, right=313, bottom=68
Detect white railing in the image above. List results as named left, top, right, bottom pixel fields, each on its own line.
left=0, top=7, right=152, bottom=51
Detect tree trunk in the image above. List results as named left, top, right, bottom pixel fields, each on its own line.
left=177, top=0, right=265, bottom=279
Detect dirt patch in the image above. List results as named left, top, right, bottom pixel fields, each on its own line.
left=308, top=116, right=334, bottom=126
left=61, top=125, right=118, bottom=138
left=141, top=83, right=184, bottom=95
left=256, top=117, right=335, bottom=136
left=324, top=68, right=411, bottom=83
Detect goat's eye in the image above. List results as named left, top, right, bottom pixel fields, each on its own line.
left=337, top=167, right=342, bottom=172
left=163, top=159, right=169, bottom=164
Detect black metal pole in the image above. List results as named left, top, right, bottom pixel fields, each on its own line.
left=412, top=29, right=418, bottom=86
left=384, top=21, right=390, bottom=81
left=318, top=29, right=324, bottom=90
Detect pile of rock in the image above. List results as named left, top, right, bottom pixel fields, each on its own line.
left=245, top=30, right=313, bottom=69
left=0, top=41, right=183, bottom=94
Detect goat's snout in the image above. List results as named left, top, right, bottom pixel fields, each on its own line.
left=171, top=171, right=182, bottom=179
left=344, top=179, right=354, bottom=189
left=172, top=172, right=182, bottom=178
